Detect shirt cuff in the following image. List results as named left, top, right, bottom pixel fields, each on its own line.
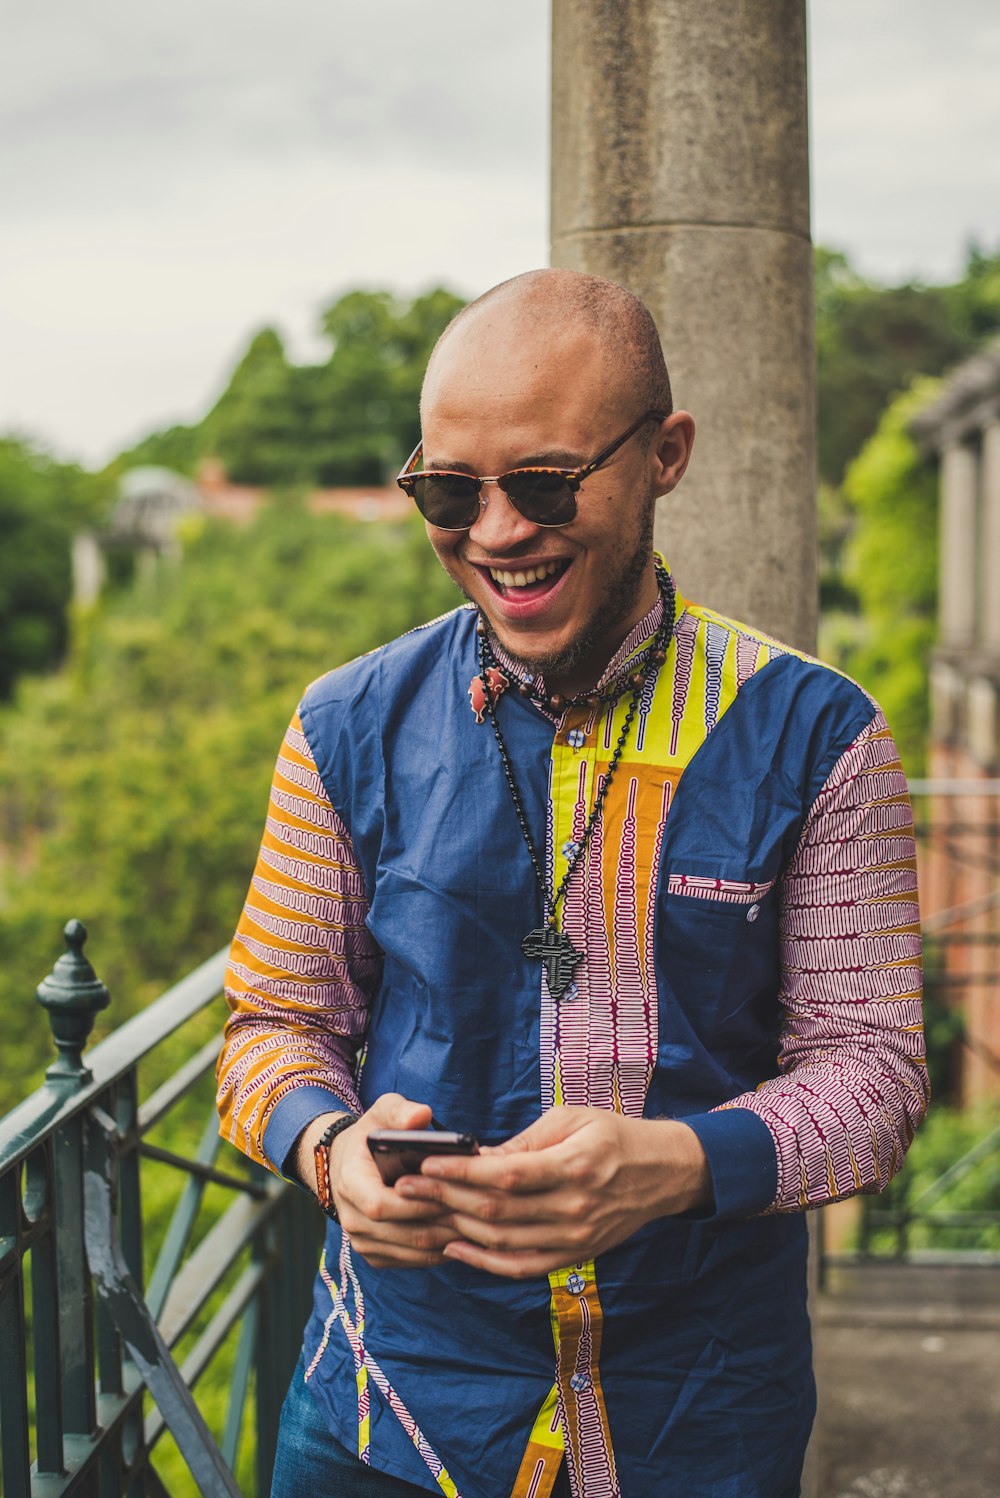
left=681, top=1106, right=778, bottom=1219
left=263, top=1085, right=358, bottom=1181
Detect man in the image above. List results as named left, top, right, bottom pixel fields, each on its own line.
left=217, top=269, right=927, bottom=1498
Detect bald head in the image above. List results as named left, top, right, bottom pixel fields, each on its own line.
left=422, top=269, right=672, bottom=426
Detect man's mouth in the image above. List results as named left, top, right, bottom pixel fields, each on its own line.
left=482, top=559, right=569, bottom=597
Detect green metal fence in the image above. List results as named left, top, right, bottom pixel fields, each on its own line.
left=0, top=922, right=320, bottom=1498
left=852, top=779, right=1000, bottom=1263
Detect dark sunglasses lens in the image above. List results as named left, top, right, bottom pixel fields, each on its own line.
left=411, top=475, right=481, bottom=529
left=502, top=472, right=577, bottom=526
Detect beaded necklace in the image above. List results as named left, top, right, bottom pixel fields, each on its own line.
left=477, top=563, right=676, bottom=1000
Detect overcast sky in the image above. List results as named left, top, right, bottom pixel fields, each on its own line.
left=1, top=0, right=998, bottom=467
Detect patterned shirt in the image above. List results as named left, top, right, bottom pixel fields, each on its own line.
left=217, top=566, right=927, bottom=1498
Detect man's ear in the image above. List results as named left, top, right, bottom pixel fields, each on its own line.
left=650, top=411, right=696, bottom=498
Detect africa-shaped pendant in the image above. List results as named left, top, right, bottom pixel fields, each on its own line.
left=521, top=924, right=582, bottom=1000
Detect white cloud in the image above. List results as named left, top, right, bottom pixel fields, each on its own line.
left=809, top=0, right=1000, bottom=280
left=1, top=0, right=997, bottom=462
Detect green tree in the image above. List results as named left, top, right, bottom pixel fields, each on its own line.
left=202, top=328, right=306, bottom=487
left=113, top=421, right=203, bottom=477
left=944, top=240, right=1000, bottom=344
left=816, top=248, right=970, bottom=488
left=0, top=504, right=461, bottom=1108
left=815, top=243, right=1000, bottom=669
left=304, top=287, right=466, bottom=484
left=0, top=438, right=109, bottom=696
left=836, top=378, right=942, bottom=772
left=122, top=287, right=467, bottom=491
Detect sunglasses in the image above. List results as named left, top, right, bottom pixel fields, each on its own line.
left=396, top=409, right=666, bottom=530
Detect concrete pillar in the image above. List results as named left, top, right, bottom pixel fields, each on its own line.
left=980, top=422, right=1000, bottom=651
left=551, top=10, right=819, bottom=1492
left=550, top=0, right=816, bottom=650
left=939, top=442, right=980, bottom=650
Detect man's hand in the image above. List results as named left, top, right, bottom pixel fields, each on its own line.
left=397, top=1106, right=713, bottom=1279
left=296, top=1093, right=458, bottom=1269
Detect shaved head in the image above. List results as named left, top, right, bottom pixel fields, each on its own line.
left=417, top=266, right=695, bottom=695
left=423, top=268, right=672, bottom=426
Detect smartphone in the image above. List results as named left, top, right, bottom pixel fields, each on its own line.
left=367, top=1128, right=480, bottom=1185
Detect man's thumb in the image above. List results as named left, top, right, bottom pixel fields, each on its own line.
left=492, top=1106, right=582, bottom=1155
left=373, top=1093, right=433, bottom=1130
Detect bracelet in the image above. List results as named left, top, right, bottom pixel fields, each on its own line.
left=314, top=1113, right=359, bottom=1221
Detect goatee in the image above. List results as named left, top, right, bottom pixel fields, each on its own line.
left=469, top=499, right=656, bottom=690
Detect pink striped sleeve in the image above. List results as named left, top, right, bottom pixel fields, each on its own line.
left=718, top=710, right=929, bottom=1212
left=216, top=714, right=380, bottom=1171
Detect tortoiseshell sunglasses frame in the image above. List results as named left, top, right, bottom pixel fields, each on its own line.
left=395, top=408, right=667, bottom=530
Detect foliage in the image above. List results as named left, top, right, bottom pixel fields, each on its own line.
left=863, top=1105, right=1000, bottom=1255
left=814, top=242, right=1000, bottom=767
left=203, top=327, right=304, bottom=487
left=5, top=257, right=1000, bottom=1493
left=816, top=479, right=859, bottom=618
left=815, top=243, right=1000, bottom=488
left=0, top=505, right=461, bottom=1111
left=0, top=438, right=110, bottom=697
left=113, top=421, right=204, bottom=477
left=305, top=285, right=466, bottom=485
left=830, top=379, right=941, bottom=773
left=118, top=287, right=467, bottom=489
left=2, top=285, right=464, bottom=709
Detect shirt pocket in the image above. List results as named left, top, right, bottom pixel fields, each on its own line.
left=659, top=870, right=780, bottom=1046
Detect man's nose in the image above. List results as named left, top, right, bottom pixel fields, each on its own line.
left=466, top=481, right=542, bottom=548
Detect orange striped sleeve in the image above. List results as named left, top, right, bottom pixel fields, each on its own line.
left=216, top=713, right=380, bottom=1171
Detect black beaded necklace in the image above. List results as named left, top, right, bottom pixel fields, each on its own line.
left=477, top=563, right=676, bottom=1001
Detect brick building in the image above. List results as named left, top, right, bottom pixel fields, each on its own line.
left=912, top=337, right=1000, bottom=1102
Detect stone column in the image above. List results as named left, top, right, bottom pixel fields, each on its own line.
left=550, top=10, right=820, bottom=1492
left=980, top=421, right=1000, bottom=651
left=550, top=0, right=816, bottom=650
left=939, top=441, right=980, bottom=650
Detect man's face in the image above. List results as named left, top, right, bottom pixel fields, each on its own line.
left=419, top=313, right=664, bottom=694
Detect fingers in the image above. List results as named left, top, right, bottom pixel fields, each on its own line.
left=398, top=1171, right=565, bottom=1221
left=343, top=1185, right=447, bottom=1224
left=397, top=1171, right=600, bottom=1265
left=443, top=1209, right=591, bottom=1254
left=329, top=1093, right=449, bottom=1255
left=488, top=1106, right=593, bottom=1156
left=418, top=1144, right=571, bottom=1194
left=420, top=1107, right=603, bottom=1187
left=346, top=1217, right=458, bottom=1269
left=365, top=1093, right=434, bottom=1131
left=441, top=1239, right=574, bottom=1280
left=336, top=1093, right=454, bottom=1268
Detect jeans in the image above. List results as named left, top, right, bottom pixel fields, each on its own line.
left=270, top=1354, right=573, bottom=1498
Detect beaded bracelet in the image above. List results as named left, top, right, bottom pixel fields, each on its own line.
left=313, top=1113, right=359, bottom=1221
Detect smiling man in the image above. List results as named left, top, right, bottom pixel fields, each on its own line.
left=217, top=269, right=928, bottom=1498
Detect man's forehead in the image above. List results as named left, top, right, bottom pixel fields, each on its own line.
left=423, top=309, right=610, bottom=409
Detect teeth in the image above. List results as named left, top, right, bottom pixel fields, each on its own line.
left=489, top=561, right=563, bottom=588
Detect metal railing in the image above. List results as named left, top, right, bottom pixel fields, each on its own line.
left=850, top=779, right=1000, bottom=1262
left=0, top=921, right=320, bottom=1498
left=856, top=1119, right=1000, bottom=1261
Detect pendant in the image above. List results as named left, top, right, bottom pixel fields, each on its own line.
left=521, top=924, right=582, bottom=1000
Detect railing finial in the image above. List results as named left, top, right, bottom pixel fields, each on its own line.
left=36, top=919, right=111, bottom=1088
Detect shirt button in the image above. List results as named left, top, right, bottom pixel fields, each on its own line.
left=561, top=839, right=581, bottom=860
left=566, top=1273, right=586, bottom=1295
left=746, top=903, right=760, bottom=922
left=569, top=1372, right=591, bottom=1393
left=567, top=728, right=586, bottom=749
